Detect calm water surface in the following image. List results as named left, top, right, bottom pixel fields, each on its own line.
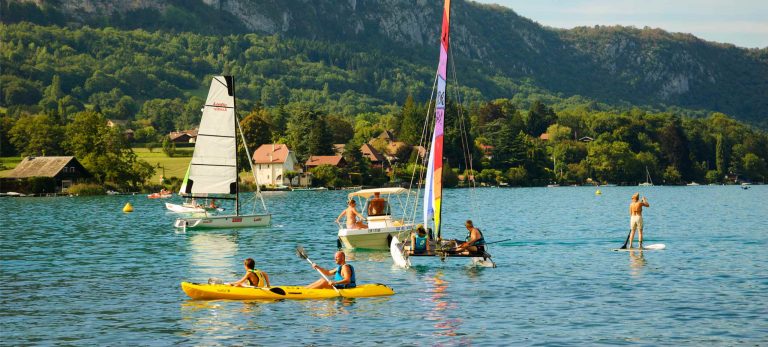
left=1, top=186, right=766, bottom=345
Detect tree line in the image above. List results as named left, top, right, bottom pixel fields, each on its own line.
left=1, top=22, right=767, bottom=189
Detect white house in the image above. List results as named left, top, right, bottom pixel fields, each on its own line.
left=252, top=144, right=301, bottom=187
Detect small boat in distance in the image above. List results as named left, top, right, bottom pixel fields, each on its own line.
left=639, top=166, right=654, bottom=186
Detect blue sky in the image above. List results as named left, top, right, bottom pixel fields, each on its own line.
left=473, top=0, right=768, bottom=48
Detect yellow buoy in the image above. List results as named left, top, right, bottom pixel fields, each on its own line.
left=595, top=190, right=602, bottom=195
left=123, top=202, right=134, bottom=213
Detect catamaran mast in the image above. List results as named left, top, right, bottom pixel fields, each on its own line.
left=424, top=0, right=451, bottom=240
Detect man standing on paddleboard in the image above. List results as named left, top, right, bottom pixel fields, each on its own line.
left=627, top=193, right=650, bottom=249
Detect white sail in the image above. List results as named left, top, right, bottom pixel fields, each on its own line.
left=184, top=76, right=238, bottom=195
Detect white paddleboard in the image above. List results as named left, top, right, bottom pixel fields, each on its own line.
left=612, top=243, right=666, bottom=251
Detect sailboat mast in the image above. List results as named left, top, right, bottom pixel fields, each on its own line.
left=227, top=75, right=240, bottom=216
left=424, top=0, right=451, bottom=239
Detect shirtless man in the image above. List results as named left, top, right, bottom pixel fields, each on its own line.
left=625, top=193, right=650, bottom=249
left=367, top=192, right=388, bottom=216
left=336, top=200, right=367, bottom=229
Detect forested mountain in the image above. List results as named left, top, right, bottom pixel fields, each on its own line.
left=1, top=0, right=767, bottom=191
left=3, top=0, right=767, bottom=127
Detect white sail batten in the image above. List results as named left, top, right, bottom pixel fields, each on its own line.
left=185, top=76, right=238, bottom=195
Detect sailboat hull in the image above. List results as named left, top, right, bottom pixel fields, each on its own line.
left=175, top=214, right=271, bottom=229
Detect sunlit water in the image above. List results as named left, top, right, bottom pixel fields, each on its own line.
left=1, top=186, right=766, bottom=345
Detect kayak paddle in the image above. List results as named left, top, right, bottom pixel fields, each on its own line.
left=295, top=246, right=342, bottom=295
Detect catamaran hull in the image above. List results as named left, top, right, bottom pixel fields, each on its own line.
left=181, top=282, right=394, bottom=300
left=175, top=214, right=271, bottom=229
left=338, top=225, right=412, bottom=250
left=389, top=236, right=496, bottom=268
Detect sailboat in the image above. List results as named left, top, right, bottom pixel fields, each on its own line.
left=390, top=0, right=494, bottom=268
left=173, top=76, right=271, bottom=229
left=639, top=166, right=654, bottom=186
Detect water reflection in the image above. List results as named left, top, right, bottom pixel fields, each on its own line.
left=628, top=250, right=647, bottom=277
left=425, top=271, right=463, bottom=338
left=188, top=233, right=240, bottom=281
left=303, top=298, right=354, bottom=318
left=344, top=249, right=391, bottom=263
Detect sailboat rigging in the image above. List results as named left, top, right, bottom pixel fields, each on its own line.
left=173, top=76, right=271, bottom=229
left=390, top=0, right=494, bottom=268
left=639, top=166, right=654, bottom=186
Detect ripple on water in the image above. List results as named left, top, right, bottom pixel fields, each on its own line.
left=1, top=186, right=767, bottom=344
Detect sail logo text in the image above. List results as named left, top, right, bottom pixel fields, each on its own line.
left=213, top=102, right=228, bottom=111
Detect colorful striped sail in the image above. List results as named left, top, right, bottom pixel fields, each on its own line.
left=424, top=0, right=451, bottom=239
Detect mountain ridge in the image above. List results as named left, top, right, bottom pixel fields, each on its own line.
left=3, top=0, right=767, bottom=126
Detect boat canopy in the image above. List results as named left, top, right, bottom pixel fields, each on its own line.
left=348, top=187, right=408, bottom=199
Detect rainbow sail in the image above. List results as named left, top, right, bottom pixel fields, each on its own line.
left=423, top=0, right=451, bottom=239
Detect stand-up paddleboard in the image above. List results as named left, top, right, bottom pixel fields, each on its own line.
left=612, top=243, right=666, bottom=251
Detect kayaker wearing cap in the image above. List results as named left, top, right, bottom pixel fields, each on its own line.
left=454, top=219, right=486, bottom=254
left=410, top=224, right=431, bottom=254
left=230, top=258, right=270, bottom=288
left=627, top=193, right=650, bottom=249
left=307, top=251, right=356, bottom=289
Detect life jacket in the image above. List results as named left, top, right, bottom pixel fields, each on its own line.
left=414, top=234, right=428, bottom=251
left=248, top=268, right=267, bottom=287
left=333, top=264, right=356, bottom=288
left=466, top=228, right=486, bottom=246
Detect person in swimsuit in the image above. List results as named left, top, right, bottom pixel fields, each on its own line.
left=336, top=200, right=367, bottom=229
left=229, top=258, right=270, bottom=288
left=410, top=224, right=431, bottom=255
left=307, top=251, right=356, bottom=289
left=627, top=193, right=650, bottom=249
left=454, top=219, right=486, bottom=254
left=367, top=192, right=388, bottom=216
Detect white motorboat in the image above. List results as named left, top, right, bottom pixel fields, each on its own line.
left=337, top=187, right=413, bottom=249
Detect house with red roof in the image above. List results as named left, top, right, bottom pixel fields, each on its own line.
left=305, top=155, right=347, bottom=170
left=252, top=144, right=300, bottom=187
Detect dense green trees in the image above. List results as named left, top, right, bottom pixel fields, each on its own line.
left=1, top=22, right=766, bottom=187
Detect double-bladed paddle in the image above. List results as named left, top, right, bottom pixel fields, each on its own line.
left=296, top=246, right=342, bottom=296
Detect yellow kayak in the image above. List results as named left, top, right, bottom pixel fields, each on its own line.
left=181, top=282, right=395, bottom=300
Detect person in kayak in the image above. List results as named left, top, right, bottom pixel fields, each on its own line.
left=336, top=200, right=367, bottom=229
left=229, top=258, right=270, bottom=288
left=454, top=219, right=486, bottom=254
left=410, top=224, right=431, bottom=255
left=307, top=251, right=356, bottom=289
left=627, top=193, right=650, bottom=249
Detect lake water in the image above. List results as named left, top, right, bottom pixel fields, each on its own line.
left=1, top=186, right=766, bottom=345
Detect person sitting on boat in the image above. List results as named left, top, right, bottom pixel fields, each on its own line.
left=208, top=198, right=219, bottom=209
left=307, top=251, right=356, bottom=289
left=336, top=200, right=367, bottom=229
left=454, top=219, right=486, bottom=254
left=367, top=192, right=389, bottom=216
left=410, top=224, right=431, bottom=255
left=229, top=258, right=270, bottom=288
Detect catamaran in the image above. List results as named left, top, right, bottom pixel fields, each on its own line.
left=390, top=0, right=494, bottom=268
left=173, top=76, right=271, bottom=229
